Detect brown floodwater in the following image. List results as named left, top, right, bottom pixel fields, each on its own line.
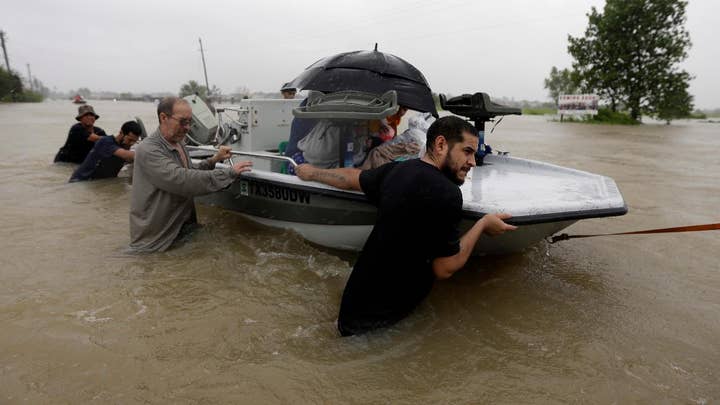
left=1, top=100, right=718, bottom=404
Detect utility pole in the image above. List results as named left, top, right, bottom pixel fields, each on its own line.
left=26, top=63, right=33, bottom=90
left=0, top=31, right=11, bottom=72
left=198, top=37, right=210, bottom=96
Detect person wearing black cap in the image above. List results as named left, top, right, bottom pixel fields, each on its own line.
left=54, top=104, right=108, bottom=163
left=280, top=83, right=297, bottom=99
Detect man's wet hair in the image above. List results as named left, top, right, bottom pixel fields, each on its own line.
left=426, top=116, right=478, bottom=152
left=156, top=96, right=188, bottom=119
left=121, top=121, right=142, bottom=137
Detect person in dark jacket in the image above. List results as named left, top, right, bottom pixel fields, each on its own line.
left=54, top=105, right=107, bottom=163
left=69, top=120, right=141, bottom=182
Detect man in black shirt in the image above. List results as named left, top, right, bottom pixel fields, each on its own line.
left=54, top=105, right=107, bottom=163
left=296, top=116, right=516, bottom=336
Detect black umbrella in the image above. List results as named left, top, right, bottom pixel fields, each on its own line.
left=287, top=49, right=438, bottom=116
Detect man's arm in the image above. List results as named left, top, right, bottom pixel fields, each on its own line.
left=137, top=144, right=240, bottom=198
left=113, top=149, right=135, bottom=161
left=295, top=164, right=362, bottom=191
left=432, top=213, right=517, bottom=280
left=68, top=125, right=95, bottom=145
left=87, top=127, right=106, bottom=142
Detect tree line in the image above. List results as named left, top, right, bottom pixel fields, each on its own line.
left=544, top=0, right=694, bottom=123
left=0, top=66, right=44, bottom=102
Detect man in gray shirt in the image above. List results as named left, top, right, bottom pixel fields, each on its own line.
left=129, top=97, right=252, bottom=252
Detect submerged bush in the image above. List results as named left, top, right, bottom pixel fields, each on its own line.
left=688, top=111, right=707, bottom=119
left=523, top=108, right=557, bottom=115
left=559, top=108, right=638, bottom=125
left=589, top=108, right=639, bottom=124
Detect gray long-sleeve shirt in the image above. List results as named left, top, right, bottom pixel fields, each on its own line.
left=129, top=129, right=237, bottom=252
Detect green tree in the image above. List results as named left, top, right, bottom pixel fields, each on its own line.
left=654, top=71, right=694, bottom=124
left=568, top=0, right=692, bottom=121
left=543, top=66, right=578, bottom=105
left=179, top=80, right=208, bottom=99
left=0, top=67, right=41, bottom=102
left=0, top=66, right=23, bottom=101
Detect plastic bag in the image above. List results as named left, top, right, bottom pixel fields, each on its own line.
left=297, top=120, right=341, bottom=168
left=297, top=120, right=369, bottom=169
left=390, top=112, right=435, bottom=157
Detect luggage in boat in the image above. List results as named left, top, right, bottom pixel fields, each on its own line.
left=293, top=90, right=400, bottom=168
left=297, top=120, right=369, bottom=169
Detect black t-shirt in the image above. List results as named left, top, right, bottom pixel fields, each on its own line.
left=69, top=136, right=125, bottom=182
left=54, top=123, right=107, bottom=163
left=338, top=159, right=462, bottom=336
left=92, top=155, right=126, bottom=180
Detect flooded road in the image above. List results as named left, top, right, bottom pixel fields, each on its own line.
left=1, top=100, right=718, bottom=403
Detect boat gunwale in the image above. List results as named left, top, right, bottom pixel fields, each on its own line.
left=216, top=167, right=629, bottom=226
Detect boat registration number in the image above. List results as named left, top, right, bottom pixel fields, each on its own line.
left=239, top=181, right=311, bottom=204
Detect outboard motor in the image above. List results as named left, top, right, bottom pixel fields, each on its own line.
left=439, top=92, right=521, bottom=165
left=183, top=94, right=219, bottom=145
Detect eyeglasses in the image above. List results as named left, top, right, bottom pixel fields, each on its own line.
left=166, top=115, right=192, bottom=127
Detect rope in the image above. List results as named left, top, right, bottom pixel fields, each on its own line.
left=547, top=223, right=720, bottom=244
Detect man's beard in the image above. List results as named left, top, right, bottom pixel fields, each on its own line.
left=441, top=156, right=466, bottom=185
left=172, top=132, right=187, bottom=144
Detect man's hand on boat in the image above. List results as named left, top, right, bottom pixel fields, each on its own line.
left=433, top=213, right=517, bottom=280
left=231, top=161, right=253, bottom=175
left=209, top=146, right=233, bottom=164
left=479, top=213, right=518, bottom=236
left=296, top=164, right=361, bottom=191
left=209, top=145, right=253, bottom=175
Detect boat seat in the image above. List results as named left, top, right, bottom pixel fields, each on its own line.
left=440, top=92, right=521, bottom=123
left=293, top=90, right=398, bottom=120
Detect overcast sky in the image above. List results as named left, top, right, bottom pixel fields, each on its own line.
left=2, top=0, right=719, bottom=108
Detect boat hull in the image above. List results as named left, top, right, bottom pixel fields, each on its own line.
left=197, top=174, right=376, bottom=226
left=194, top=160, right=617, bottom=255
left=223, top=212, right=575, bottom=255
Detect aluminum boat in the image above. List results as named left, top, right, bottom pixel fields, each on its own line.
left=187, top=89, right=627, bottom=255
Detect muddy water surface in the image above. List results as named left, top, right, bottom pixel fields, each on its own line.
left=1, top=100, right=718, bottom=403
